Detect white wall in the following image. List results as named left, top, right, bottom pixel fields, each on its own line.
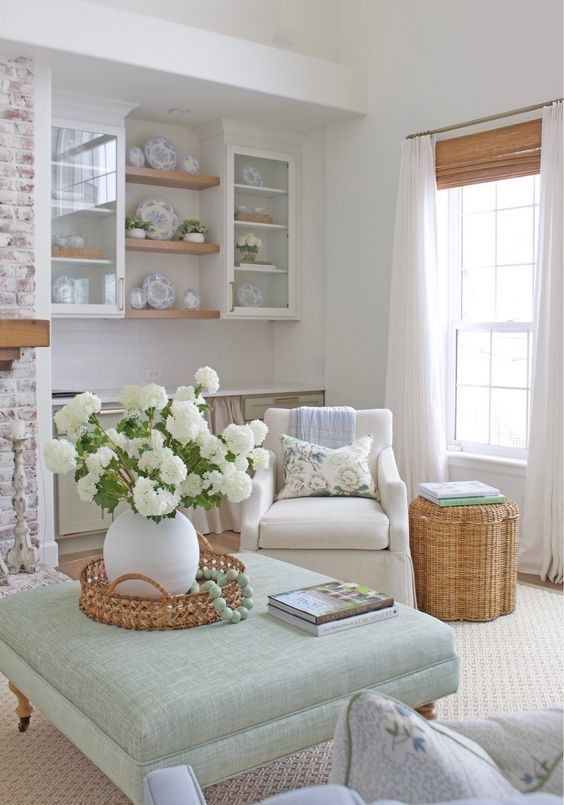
left=326, top=0, right=563, bottom=409
left=88, top=0, right=341, bottom=62
left=274, top=129, right=326, bottom=384
left=51, top=317, right=275, bottom=392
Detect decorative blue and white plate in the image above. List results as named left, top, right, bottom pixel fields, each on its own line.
left=183, top=288, right=201, bottom=310
left=136, top=198, right=180, bottom=240
left=52, top=275, right=74, bottom=304
left=144, top=136, right=178, bottom=171
left=127, top=146, right=145, bottom=168
left=143, top=273, right=176, bottom=310
left=241, top=164, right=263, bottom=187
left=237, top=282, right=263, bottom=307
left=128, top=286, right=147, bottom=310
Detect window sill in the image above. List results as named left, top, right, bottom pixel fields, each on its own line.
left=447, top=450, right=527, bottom=477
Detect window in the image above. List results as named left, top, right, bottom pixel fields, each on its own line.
left=439, top=174, right=539, bottom=457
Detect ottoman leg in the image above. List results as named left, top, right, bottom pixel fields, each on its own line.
left=416, top=701, right=437, bottom=720
left=8, top=680, right=33, bottom=732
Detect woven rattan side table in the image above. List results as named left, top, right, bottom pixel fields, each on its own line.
left=409, top=496, right=519, bottom=621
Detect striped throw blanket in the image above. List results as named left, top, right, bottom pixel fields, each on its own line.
left=289, top=406, right=356, bottom=448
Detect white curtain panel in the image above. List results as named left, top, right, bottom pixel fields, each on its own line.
left=385, top=135, right=448, bottom=500
left=520, top=101, right=563, bottom=583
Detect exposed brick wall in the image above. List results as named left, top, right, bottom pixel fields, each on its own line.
left=0, top=55, right=38, bottom=547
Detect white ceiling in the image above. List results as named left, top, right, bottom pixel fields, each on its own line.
left=0, top=42, right=363, bottom=132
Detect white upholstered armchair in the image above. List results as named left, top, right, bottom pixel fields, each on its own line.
left=240, top=408, right=416, bottom=607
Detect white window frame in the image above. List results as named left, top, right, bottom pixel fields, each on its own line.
left=445, top=184, right=536, bottom=460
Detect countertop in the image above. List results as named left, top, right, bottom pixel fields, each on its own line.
left=52, top=382, right=325, bottom=407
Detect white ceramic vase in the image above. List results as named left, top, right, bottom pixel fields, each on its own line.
left=126, top=228, right=146, bottom=239
left=183, top=232, right=205, bottom=243
left=103, top=510, right=199, bottom=598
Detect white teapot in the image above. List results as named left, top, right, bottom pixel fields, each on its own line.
left=181, top=155, right=200, bottom=174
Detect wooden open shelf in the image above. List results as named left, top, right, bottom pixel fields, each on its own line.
left=126, top=166, right=220, bottom=191
left=125, top=309, right=220, bottom=319
left=0, top=318, right=50, bottom=369
left=125, top=238, right=219, bottom=255
left=0, top=319, right=50, bottom=348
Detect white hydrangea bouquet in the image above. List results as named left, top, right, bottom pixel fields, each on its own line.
left=236, top=232, right=262, bottom=263
left=44, top=366, right=269, bottom=523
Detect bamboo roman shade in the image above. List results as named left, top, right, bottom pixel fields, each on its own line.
left=435, top=118, right=541, bottom=189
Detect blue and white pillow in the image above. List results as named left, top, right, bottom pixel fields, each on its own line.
left=278, top=434, right=377, bottom=500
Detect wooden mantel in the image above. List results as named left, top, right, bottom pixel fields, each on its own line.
left=0, top=319, right=50, bottom=370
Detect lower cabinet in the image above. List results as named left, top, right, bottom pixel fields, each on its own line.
left=55, top=407, right=124, bottom=539
left=55, top=390, right=325, bottom=539
left=242, top=391, right=324, bottom=422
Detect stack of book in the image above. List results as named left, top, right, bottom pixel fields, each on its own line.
left=418, top=481, right=506, bottom=507
left=268, top=580, right=397, bottom=636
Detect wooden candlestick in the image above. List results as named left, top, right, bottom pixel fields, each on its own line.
left=6, top=434, right=39, bottom=574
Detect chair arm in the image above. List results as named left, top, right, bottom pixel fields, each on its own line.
left=377, top=447, right=409, bottom=553
left=143, top=766, right=206, bottom=805
left=240, top=450, right=277, bottom=551
left=261, top=784, right=366, bottom=804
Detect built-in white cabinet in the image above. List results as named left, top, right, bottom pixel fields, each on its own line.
left=55, top=407, right=125, bottom=538
left=199, top=120, right=302, bottom=320
left=226, top=145, right=296, bottom=318
left=51, top=117, right=125, bottom=317
left=49, top=107, right=303, bottom=322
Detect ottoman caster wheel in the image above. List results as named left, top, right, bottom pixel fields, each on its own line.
left=8, top=681, right=33, bottom=733
left=416, top=701, right=437, bottom=720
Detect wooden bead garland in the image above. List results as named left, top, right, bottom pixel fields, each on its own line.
left=194, top=565, right=253, bottom=623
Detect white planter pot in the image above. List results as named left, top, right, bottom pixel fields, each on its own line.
left=183, top=232, right=205, bottom=243
left=103, top=510, right=199, bottom=598
left=126, top=228, right=146, bottom=239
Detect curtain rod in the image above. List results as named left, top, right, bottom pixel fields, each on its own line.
left=406, top=97, right=564, bottom=139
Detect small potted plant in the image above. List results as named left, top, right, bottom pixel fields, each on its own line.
left=178, top=219, right=209, bottom=244
left=236, top=233, right=262, bottom=263
left=125, top=215, right=153, bottom=239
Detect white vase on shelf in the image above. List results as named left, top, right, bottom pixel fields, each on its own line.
left=103, top=510, right=199, bottom=598
left=183, top=233, right=205, bottom=243
left=126, top=228, right=146, bottom=239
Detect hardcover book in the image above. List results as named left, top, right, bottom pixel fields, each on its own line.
left=418, top=480, right=501, bottom=499
left=268, top=603, right=399, bottom=636
left=419, top=491, right=507, bottom=507
left=268, top=580, right=394, bottom=625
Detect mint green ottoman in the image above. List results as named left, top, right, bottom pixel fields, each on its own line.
left=0, top=553, right=459, bottom=804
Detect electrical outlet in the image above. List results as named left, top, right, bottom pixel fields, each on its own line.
left=145, top=368, right=162, bottom=381
left=313, top=356, right=324, bottom=376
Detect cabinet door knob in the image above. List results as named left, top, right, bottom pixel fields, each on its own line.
left=229, top=281, right=235, bottom=312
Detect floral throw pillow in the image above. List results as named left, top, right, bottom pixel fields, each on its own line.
left=277, top=434, right=377, bottom=500
left=330, top=692, right=518, bottom=802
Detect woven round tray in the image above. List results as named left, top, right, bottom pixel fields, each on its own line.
left=79, top=533, right=245, bottom=630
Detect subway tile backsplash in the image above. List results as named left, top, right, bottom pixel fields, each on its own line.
left=51, top=318, right=275, bottom=395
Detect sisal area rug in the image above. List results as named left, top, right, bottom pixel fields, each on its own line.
left=0, top=582, right=561, bottom=804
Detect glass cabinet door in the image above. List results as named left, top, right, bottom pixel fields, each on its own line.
left=227, top=145, right=296, bottom=318
left=51, top=123, right=123, bottom=316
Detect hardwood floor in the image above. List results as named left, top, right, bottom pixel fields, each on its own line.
left=57, top=531, right=241, bottom=580
left=517, top=572, right=562, bottom=592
